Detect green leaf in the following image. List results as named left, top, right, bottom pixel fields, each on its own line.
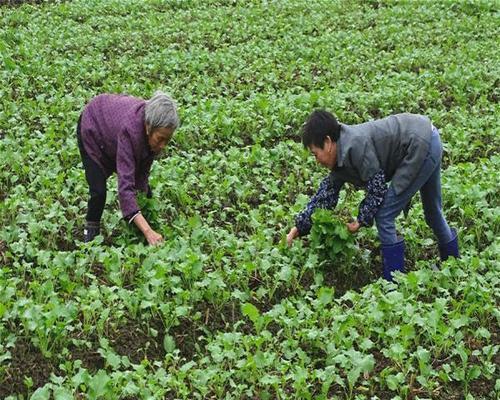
left=278, top=264, right=293, bottom=282
left=2, top=57, right=16, bottom=71
left=163, top=334, right=176, bottom=353
left=175, top=305, right=190, bottom=317
left=88, top=370, right=111, bottom=398
left=475, top=327, right=491, bottom=339
left=30, top=387, right=51, bottom=400
left=467, top=365, right=481, bottom=380
left=53, top=387, right=74, bottom=400
left=386, top=373, right=404, bottom=391
left=241, top=302, right=260, bottom=323
left=358, top=354, right=375, bottom=372
left=106, top=352, right=121, bottom=369
left=318, top=287, right=334, bottom=306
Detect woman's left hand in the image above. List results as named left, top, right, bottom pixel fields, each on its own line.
left=346, top=220, right=361, bottom=233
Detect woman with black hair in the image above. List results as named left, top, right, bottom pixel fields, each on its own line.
left=287, top=110, right=459, bottom=281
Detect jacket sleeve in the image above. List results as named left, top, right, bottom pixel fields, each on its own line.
left=357, top=170, right=388, bottom=227
left=295, top=176, right=343, bottom=236
left=116, top=130, right=140, bottom=219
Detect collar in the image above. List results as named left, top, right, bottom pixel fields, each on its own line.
left=333, top=125, right=345, bottom=170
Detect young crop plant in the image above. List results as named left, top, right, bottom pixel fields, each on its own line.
left=310, top=209, right=358, bottom=272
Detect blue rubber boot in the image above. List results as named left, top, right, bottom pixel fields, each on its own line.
left=438, top=228, right=459, bottom=261
left=381, top=239, right=405, bottom=282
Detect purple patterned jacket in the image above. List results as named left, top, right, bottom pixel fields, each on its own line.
left=80, top=94, right=155, bottom=218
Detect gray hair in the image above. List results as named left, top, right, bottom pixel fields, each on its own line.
left=145, top=91, right=179, bottom=131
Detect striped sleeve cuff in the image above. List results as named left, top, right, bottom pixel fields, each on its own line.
left=127, top=210, right=141, bottom=224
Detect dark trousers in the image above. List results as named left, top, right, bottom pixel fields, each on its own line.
left=77, top=116, right=107, bottom=223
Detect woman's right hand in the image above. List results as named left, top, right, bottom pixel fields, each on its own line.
left=131, top=212, right=163, bottom=246
left=145, top=229, right=164, bottom=246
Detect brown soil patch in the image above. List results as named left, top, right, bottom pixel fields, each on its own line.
left=0, top=339, right=56, bottom=399
left=66, top=336, right=105, bottom=372
left=0, top=240, right=8, bottom=264
left=0, top=0, right=49, bottom=6
left=108, top=319, right=165, bottom=364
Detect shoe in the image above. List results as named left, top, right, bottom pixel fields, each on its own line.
left=83, top=221, right=100, bottom=243
left=438, top=228, right=459, bottom=261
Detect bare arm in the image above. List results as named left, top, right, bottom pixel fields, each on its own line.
left=131, top=212, right=163, bottom=246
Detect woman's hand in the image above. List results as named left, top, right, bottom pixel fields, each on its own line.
left=145, top=229, right=164, bottom=246
left=287, top=226, right=299, bottom=247
left=346, top=220, right=361, bottom=233
left=132, top=213, right=164, bottom=246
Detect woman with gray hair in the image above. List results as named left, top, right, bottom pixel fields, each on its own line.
left=77, top=91, right=179, bottom=245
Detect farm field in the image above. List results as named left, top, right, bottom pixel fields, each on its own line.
left=0, top=0, right=499, bottom=399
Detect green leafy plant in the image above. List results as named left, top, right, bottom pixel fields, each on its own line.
left=310, top=209, right=357, bottom=267
left=0, top=0, right=498, bottom=398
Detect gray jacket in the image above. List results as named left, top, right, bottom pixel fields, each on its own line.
left=331, top=113, right=433, bottom=195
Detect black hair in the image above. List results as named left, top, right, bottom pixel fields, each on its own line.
left=302, top=110, right=341, bottom=149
